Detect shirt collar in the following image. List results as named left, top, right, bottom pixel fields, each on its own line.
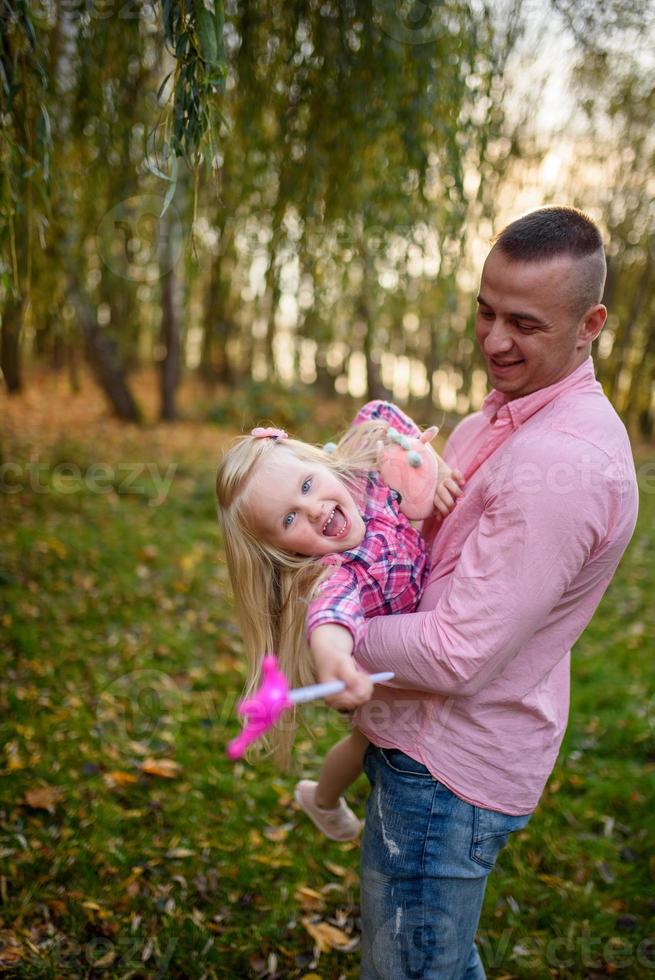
left=481, top=357, right=598, bottom=429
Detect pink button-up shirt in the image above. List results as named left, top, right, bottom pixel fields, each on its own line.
left=354, top=358, right=638, bottom=814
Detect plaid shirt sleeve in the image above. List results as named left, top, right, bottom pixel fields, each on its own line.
left=306, top=564, right=368, bottom=648
left=351, top=400, right=421, bottom=438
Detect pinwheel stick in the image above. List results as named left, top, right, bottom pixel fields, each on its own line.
left=226, top=654, right=394, bottom=760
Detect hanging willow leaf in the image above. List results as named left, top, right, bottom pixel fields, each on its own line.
left=154, top=0, right=227, bottom=171
left=160, top=154, right=178, bottom=217
left=194, top=0, right=219, bottom=66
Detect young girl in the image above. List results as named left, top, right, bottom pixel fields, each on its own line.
left=216, top=401, right=462, bottom=841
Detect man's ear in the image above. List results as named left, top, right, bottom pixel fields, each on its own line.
left=577, top=304, right=607, bottom=349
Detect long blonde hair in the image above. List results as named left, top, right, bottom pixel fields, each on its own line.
left=216, top=417, right=390, bottom=767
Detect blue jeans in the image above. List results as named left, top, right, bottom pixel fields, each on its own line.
left=360, top=746, right=532, bottom=979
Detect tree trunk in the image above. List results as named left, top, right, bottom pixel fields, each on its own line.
left=160, top=268, right=180, bottom=421
left=263, top=234, right=282, bottom=379
left=314, top=348, right=335, bottom=396
left=68, top=281, right=141, bottom=422
left=200, top=252, right=234, bottom=385
left=359, top=250, right=389, bottom=402
left=626, top=318, right=655, bottom=437
left=363, top=315, right=388, bottom=401
left=1, top=295, right=25, bottom=394
left=609, top=256, right=652, bottom=406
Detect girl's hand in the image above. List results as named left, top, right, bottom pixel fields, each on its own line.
left=310, top=624, right=373, bottom=710
left=433, top=467, right=465, bottom=519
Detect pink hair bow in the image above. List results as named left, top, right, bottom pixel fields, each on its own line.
left=251, top=426, right=288, bottom=440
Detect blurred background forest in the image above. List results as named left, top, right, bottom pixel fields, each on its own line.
left=3, top=4, right=655, bottom=977
left=3, top=0, right=655, bottom=434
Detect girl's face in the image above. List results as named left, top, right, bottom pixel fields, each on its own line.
left=244, top=447, right=366, bottom=556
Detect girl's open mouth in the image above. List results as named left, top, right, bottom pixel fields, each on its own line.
left=322, top=505, right=350, bottom=538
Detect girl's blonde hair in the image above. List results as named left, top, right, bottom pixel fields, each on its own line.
left=216, top=417, right=390, bottom=767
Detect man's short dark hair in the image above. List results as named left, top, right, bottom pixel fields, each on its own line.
left=492, top=206, right=607, bottom=318
left=492, top=206, right=603, bottom=262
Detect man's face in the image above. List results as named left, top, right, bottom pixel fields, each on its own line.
left=475, top=248, right=597, bottom=400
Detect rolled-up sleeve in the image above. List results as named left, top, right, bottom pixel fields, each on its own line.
left=355, top=438, right=611, bottom=696
left=307, top=565, right=368, bottom=648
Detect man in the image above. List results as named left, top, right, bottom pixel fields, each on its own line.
left=322, top=207, right=639, bottom=978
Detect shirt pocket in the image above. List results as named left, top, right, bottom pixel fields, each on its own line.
left=470, top=805, right=532, bottom=869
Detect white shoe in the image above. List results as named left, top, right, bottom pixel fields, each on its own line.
left=294, top=779, right=362, bottom=841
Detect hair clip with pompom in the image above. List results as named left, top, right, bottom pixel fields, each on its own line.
left=251, top=427, right=288, bottom=440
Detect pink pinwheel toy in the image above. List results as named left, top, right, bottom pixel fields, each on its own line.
left=226, top=654, right=394, bottom=760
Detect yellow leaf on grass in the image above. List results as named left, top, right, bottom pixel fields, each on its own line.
left=166, top=847, right=195, bottom=859
left=5, top=740, right=23, bottom=771
left=263, top=824, right=290, bottom=842
left=295, top=886, right=325, bottom=910
left=0, top=945, right=23, bottom=965
left=104, top=771, right=139, bottom=788
left=94, top=949, right=116, bottom=967
left=301, top=916, right=352, bottom=952
left=23, top=785, right=62, bottom=813
left=140, top=758, right=181, bottom=778
left=324, top=860, right=347, bottom=877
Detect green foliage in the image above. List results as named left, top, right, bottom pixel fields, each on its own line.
left=2, top=0, right=655, bottom=437
left=205, top=379, right=316, bottom=431
left=159, top=0, right=227, bottom=187
left=0, top=0, right=52, bottom=296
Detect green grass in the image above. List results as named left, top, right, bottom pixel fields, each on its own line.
left=1, top=422, right=654, bottom=979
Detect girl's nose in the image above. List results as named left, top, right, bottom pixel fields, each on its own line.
left=307, top=504, right=326, bottom=524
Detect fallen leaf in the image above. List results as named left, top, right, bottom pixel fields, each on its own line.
left=5, top=740, right=23, bottom=771
left=301, top=916, right=353, bottom=952
left=166, top=847, right=195, bottom=859
left=0, top=945, right=23, bottom=966
left=104, top=770, right=139, bottom=788
left=324, top=860, right=347, bottom=877
left=94, top=949, right=116, bottom=967
left=263, top=822, right=292, bottom=842
left=295, top=886, right=325, bottom=911
left=141, top=758, right=181, bottom=778
left=23, top=785, right=62, bottom=813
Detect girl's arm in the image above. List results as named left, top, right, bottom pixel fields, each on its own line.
left=309, top=623, right=373, bottom=709
left=307, top=566, right=375, bottom=709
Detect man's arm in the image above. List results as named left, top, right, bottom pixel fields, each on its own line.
left=355, top=440, right=610, bottom=696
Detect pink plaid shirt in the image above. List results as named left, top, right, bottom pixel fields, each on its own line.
left=305, top=401, right=429, bottom=647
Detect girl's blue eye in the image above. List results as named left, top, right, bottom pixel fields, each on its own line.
left=302, top=478, right=312, bottom=493
left=283, top=513, right=295, bottom=528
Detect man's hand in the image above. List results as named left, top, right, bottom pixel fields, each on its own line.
left=310, top=624, right=374, bottom=710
